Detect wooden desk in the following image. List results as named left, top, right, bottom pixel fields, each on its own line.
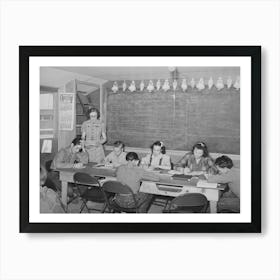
left=58, top=166, right=116, bottom=209
left=57, top=166, right=224, bottom=213
left=141, top=174, right=224, bottom=213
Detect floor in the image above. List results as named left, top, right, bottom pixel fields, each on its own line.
left=66, top=196, right=211, bottom=213
left=66, top=196, right=170, bottom=213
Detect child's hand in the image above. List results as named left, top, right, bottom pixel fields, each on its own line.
left=176, top=167, right=184, bottom=173
left=145, top=166, right=154, bottom=171
left=73, top=162, right=83, bottom=169
left=183, top=167, right=191, bottom=174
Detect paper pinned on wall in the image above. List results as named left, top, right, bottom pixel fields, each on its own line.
left=58, top=93, right=75, bottom=130
left=41, top=139, right=52, bottom=153
left=40, top=94, right=53, bottom=110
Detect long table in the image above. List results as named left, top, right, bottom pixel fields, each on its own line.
left=57, top=166, right=224, bottom=213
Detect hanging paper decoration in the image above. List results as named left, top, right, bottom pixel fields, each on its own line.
left=111, top=81, right=118, bottom=93
left=122, top=80, right=127, bottom=92
left=172, top=80, right=177, bottom=91
left=162, top=79, right=170, bottom=92
left=140, top=81, right=145, bottom=91
left=190, top=78, right=196, bottom=89
left=156, top=80, right=161, bottom=91
left=216, top=77, right=224, bottom=91
left=196, top=78, right=205, bottom=91
left=147, top=80, right=154, bottom=92
left=226, top=77, right=233, bottom=88
left=128, top=80, right=136, bottom=92
left=208, top=77, right=214, bottom=89
left=110, top=75, right=240, bottom=94
left=181, top=78, right=188, bottom=92
left=233, top=76, right=240, bottom=90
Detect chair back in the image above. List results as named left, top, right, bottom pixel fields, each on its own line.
left=168, top=193, right=208, bottom=213
left=73, top=172, right=106, bottom=212
left=102, top=181, right=134, bottom=195
left=102, top=181, right=138, bottom=212
left=73, top=172, right=100, bottom=186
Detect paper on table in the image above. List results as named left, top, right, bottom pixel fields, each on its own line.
left=197, top=180, right=218, bottom=189
left=94, top=163, right=105, bottom=167
left=73, top=165, right=86, bottom=169
left=41, top=139, right=52, bottom=153
left=101, top=166, right=116, bottom=170
left=168, top=170, right=182, bottom=175
left=94, top=164, right=116, bottom=170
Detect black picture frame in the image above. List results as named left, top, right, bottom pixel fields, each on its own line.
left=20, top=46, right=261, bottom=233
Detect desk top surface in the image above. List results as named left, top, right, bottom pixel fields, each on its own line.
left=57, top=164, right=224, bottom=190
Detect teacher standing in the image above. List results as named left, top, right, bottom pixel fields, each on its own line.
left=81, top=108, right=106, bottom=163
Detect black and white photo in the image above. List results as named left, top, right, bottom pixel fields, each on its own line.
left=20, top=46, right=261, bottom=232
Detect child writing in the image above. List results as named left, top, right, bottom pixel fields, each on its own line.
left=175, top=142, right=216, bottom=175
left=115, top=152, right=159, bottom=212
left=104, top=140, right=127, bottom=168
left=140, top=141, right=171, bottom=170
left=206, top=155, right=240, bottom=212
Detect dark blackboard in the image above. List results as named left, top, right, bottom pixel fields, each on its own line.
left=106, top=88, right=240, bottom=154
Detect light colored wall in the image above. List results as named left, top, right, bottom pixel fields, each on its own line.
left=40, top=67, right=105, bottom=89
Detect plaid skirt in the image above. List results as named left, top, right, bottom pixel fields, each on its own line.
left=85, top=145, right=105, bottom=163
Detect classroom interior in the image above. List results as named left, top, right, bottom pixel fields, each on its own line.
left=40, top=66, right=240, bottom=214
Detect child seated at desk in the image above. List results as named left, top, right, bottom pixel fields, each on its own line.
left=175, top=142, right=216, bottom=175
left=115, top=152, right=159, bottom=212
left=47, top=136, right=89, bottom=196
left=206, top=155, right=240, bottom=213
left=104, top=140, right=127, bottom=168
left=51, top=136, right=89, bottom=169
left=140, top=141, right=171, bottom=170
left=40, top=165, right=65, bottom=213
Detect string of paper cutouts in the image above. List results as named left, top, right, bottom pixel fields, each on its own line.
left=111, top=77, right=240, bottom=93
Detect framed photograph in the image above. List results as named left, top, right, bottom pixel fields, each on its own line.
left=20, top=46, right=261, bottom=233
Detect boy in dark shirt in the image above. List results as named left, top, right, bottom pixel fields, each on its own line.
left=46, top=136, right=89, bottom=196
left=51, top=136, right=89, bottom=170
left=207, top=155, right=240, bottom=213
left=115, top=152, right=159, bottom=212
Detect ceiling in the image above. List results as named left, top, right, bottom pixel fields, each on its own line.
left=55, top=66, right=240, bottom=82
left=40, top=66, right=240, bottom=90
left=40, top=67, right=105, bottom=92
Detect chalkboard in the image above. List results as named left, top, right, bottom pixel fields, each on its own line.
left=106, top=88, right=240, bottom=154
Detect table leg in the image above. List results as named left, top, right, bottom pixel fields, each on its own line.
left=209, top=201, right=217, bottom=213
left=61, top=180, right=68, bottom=208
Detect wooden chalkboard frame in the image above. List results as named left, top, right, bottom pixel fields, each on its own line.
left=20, top=46, right=261, bottom=233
